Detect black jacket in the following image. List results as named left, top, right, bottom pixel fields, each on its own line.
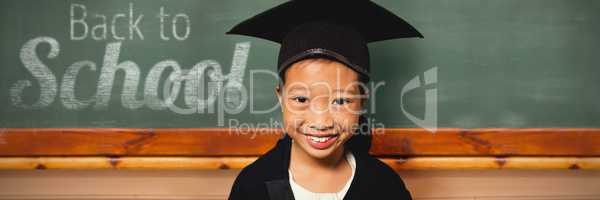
left=228, top=134, right=413, bottom=200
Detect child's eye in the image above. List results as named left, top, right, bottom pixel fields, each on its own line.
left=332, top=98, right=351, bottom=105
left=291, top=96, right=308, bottom=103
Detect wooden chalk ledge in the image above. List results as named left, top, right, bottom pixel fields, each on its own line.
left=0, top=156, right=599, bottom=170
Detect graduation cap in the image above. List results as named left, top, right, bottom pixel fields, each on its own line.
left=226, top=0, right=423, bottom=80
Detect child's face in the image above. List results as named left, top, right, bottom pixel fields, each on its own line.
left=276, top=58, right=365, bottom=160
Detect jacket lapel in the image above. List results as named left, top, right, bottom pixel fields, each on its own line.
left=264, top=134, right=295, bottom=200
left=264, top=134, right=372, bottom=200
left=266, top=179, right=295, bottom=200
left=342, top=150, right=366, bottom=200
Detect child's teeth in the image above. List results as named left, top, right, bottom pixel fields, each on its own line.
left=310, top=136, right=330, bottom=142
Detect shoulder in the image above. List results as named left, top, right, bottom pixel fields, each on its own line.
left=235, top=135, right=290, bottom=183
left=356, top=152, right=413, bottom=199
left=228, top=141, right=285, bottom=200
left=234, top=149, right=281, bottom=184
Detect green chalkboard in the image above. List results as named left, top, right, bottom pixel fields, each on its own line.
left=0, top=0, right=599, bottom=128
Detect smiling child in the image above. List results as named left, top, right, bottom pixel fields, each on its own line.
left=227, top=1, right=422, bottom=199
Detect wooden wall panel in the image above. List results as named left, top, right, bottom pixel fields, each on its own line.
left=1, top=128, right=599, bottom=156
left=0, top=170, right=598, bottom=200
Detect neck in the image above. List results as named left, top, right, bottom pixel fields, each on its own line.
left=290, top=141, right=346, bottom=171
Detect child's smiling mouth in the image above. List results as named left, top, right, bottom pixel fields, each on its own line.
left=301, top=132, right=340, bottom=150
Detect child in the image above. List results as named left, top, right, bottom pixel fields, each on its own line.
left=227, top=1, right=422, bottom=199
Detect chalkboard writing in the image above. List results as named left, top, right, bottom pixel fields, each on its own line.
left=0, top=0, right=599, bottom=128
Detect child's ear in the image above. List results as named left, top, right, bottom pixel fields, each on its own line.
left=275, top=85, right=282, bottom=105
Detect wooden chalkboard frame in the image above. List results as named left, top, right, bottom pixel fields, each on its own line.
left=0, top=128, right=599, bottom=170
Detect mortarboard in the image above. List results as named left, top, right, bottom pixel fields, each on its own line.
left=226, top=0, right=423, bottom=79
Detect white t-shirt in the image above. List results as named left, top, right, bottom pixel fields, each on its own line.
left=288, top=151, right=356, bottom=200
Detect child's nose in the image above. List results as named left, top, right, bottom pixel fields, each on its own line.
left=306, top=110, right=334, bottom=132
